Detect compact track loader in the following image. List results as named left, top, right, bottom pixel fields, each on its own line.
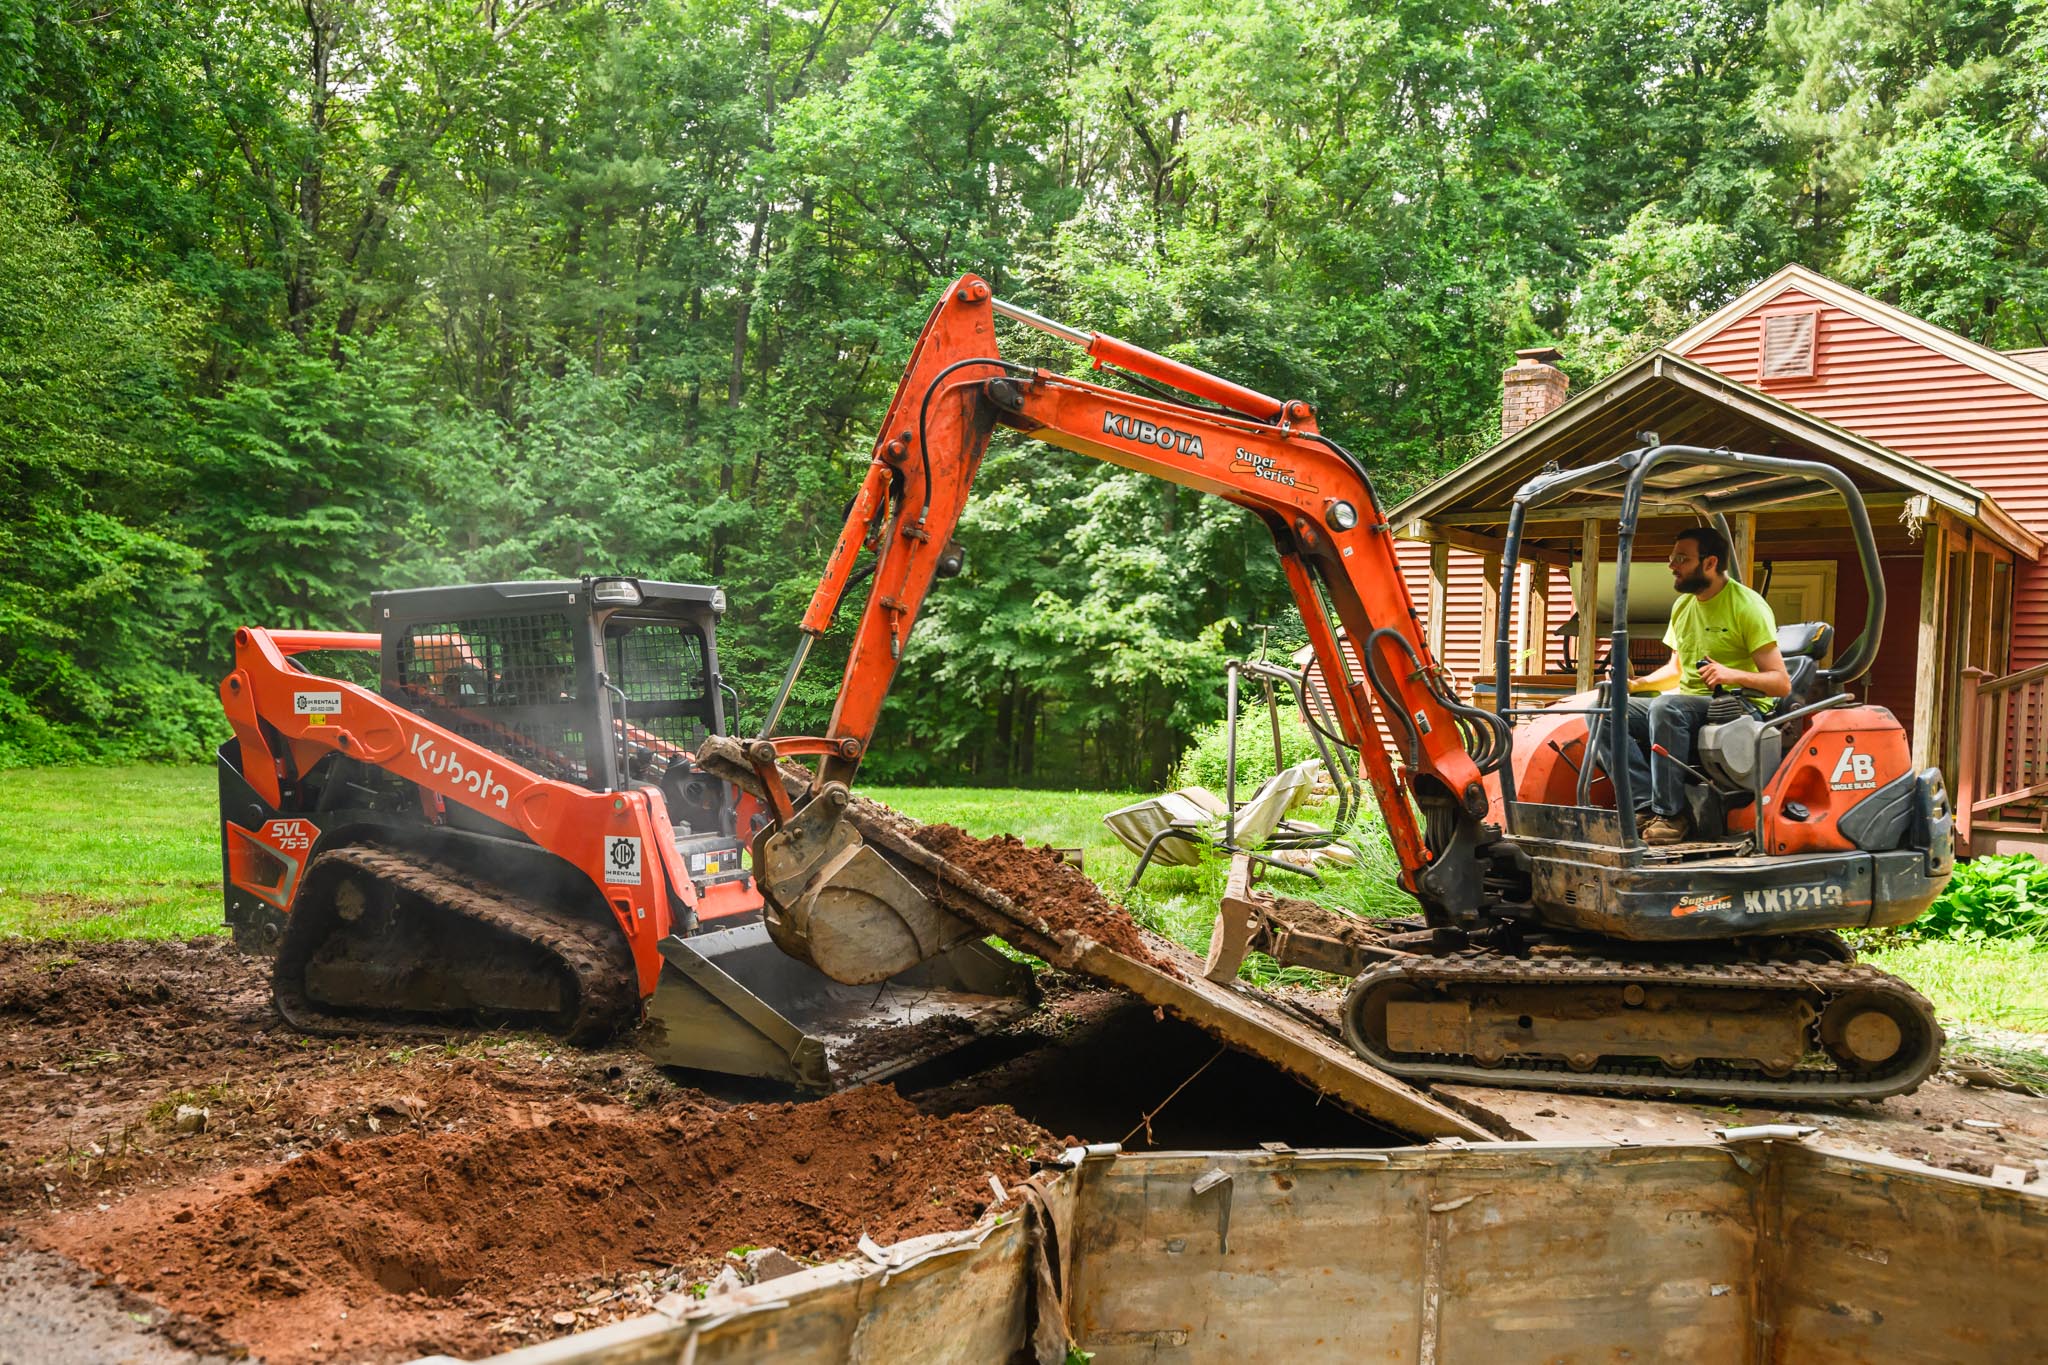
left=216, top=578, right=1030, bottom=1089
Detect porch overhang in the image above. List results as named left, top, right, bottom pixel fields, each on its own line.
left=1391, top=350, right=2041, bottom=562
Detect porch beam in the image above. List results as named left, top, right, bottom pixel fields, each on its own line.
left=1433, top=491, right=1916, bottom=528
left=1394, top=518, right=1572, bottom=566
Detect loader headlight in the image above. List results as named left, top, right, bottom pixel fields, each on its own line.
left=711, top=588, right=727, bottom=615
left=593, top=578, right=643, bottom=606
left=1326, top=500, right=1359, bottom=531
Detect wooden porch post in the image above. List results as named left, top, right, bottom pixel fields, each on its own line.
left=1479, top=552, right=1501, bottom=693
left=1526, top=563, right=1550, bottom=672
left=1910, top=517, right=1947, bottom=773
left=1575, top=519, right=1600, bottom=692
left=1957, top=666, right=1987, bottom=856
left=1426, top=541, right=1449, bottom=659
left=1732, top=512, right=1756, bottom=584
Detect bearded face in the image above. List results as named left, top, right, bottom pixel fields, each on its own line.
left=1668, top=539, right=1717, bottom=595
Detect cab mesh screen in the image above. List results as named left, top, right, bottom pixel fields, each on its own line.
left=389, top=612, right=590, bottom=784
left=605, top=620, right=712, bottom=759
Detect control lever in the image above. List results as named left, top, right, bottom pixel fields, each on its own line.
left=1650, top=742, right=1716, bottom=788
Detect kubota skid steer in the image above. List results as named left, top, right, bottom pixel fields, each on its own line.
left=216, top=577, right=1031, bottom=1088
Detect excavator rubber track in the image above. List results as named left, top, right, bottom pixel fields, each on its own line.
left=273, top=845, right=639, bottom=1044
left=1340, top=947, right=1944, bottom=1102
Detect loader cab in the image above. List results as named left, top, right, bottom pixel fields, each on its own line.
left=1484, top=445, right=1954, bottom=941
left=374, top=577, right=737, bottom=830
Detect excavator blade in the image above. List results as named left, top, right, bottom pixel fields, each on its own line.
left=638, top=920, right=1034, bottom=1089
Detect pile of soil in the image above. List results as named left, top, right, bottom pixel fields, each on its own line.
left=41, top=1086, right=1050, bottom=1364
left=0, top=939, right=682, bottom=1217
left=914, top=824, right=1173, bottom=970
left=1262, top=895, right=1396, bottom=949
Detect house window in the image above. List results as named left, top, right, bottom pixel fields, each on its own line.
left=1759, top=310, right=1819, bottom=380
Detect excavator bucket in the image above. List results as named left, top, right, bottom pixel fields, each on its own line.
left=751, top=784, right=992, bottom=985
left=638, top=920, right=1034, bottom=1089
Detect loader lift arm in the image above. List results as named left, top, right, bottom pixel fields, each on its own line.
left=745, top=274, right=1510, bottom=924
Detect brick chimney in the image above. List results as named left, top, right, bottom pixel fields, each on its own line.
left=1502, top=346, right=1569, bottom=438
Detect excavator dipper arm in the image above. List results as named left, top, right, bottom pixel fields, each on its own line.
left=749, top=275, right=1509, bottom=939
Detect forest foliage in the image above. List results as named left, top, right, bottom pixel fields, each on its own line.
left=7, top=0, right=2048, bottom=783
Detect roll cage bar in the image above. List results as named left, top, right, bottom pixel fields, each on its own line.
left=1491, top=445, right=1887, bottom=843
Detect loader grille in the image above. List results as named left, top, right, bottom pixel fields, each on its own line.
left=389, top=612, right=591, bottom=784
left=605, top=621, right=714, bottom=768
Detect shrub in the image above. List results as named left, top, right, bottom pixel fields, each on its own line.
left=1906, top=854, right=2048, bottom=948
left=1173, top=702, right=1325, bottom=795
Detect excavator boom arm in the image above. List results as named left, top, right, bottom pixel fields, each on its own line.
left=770, top=275, right=1506, bottom=907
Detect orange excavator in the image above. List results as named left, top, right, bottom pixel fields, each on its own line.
left=711, top=275, right=1954, bottom=1102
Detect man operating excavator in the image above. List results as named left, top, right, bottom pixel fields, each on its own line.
left=1622, top=526, right=1792, bottom=845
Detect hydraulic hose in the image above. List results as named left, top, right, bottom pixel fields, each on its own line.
left=1361, top=627, right=1512, bottom=776
left=914, top=357, right=1039, bottom=524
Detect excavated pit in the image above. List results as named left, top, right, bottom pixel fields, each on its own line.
left=0, top=928, right=1390, bottom=1364
left=8, top=834, right=2043, bottom=1363
left=904, top=983, right=1402, bottom=1149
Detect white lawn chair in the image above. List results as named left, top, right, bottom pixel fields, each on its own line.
left=1106, top=760, right=1325, bottom=886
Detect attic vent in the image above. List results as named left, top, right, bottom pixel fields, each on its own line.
left=1760, top=310, right=1818, bottom=380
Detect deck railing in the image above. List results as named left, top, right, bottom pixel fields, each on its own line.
left=1957, top=663, right=2048, bottom=852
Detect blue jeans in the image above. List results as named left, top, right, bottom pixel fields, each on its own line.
left=1613, top=693, right=1751, bottom=819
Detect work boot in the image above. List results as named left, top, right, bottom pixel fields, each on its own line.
left=1640, top=814, right=1691, bottom=846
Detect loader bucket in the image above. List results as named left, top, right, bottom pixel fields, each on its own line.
left=638, top=920, right=1034, bottom=1089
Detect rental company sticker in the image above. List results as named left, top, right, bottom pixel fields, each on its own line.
left=604, top=836, right=643, bottom=885
left=294, top=691, right=343, bottom=716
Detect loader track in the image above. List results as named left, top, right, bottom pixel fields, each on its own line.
left=273, top=844, right=639, bottom=1045
left=1340, top=947, right=1944, bottom=1102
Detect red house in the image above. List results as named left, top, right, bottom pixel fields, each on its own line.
left=1390, top=265, right=2048, bottom=854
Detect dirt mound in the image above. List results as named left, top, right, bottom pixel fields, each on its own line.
left=0, top=938, right=685, bottom=1218
left=914, top=825, right=1171, bottom=970
left=0, top=938, right=234, bottom=1025
left=43, top=1086, right=1049, bottom=1364
left=1263, top=895, right=1391, bottom=949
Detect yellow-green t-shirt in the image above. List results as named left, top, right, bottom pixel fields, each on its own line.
left=1662, top=578, right=1779, bottom=711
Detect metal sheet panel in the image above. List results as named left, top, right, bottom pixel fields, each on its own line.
left=452, top=1139, right=2048, bottom=1365
left=1064, top=1146, right=1753, bottom=1364
left=1767, top=1144, right=2048, bottom=1362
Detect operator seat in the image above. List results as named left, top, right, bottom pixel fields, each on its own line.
left=1776, top=621, right=1833, bottom=711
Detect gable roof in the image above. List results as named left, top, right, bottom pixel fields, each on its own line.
left=1667, top=263, right=2048, bottom=406
left=1388, top=347, right=2036, bottom=554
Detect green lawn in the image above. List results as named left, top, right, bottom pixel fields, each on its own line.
left=0, top=765, right=221, bottom=939
left=3, top=766, right=2043, bottom=1035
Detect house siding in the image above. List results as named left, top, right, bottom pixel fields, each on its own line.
left=1393, top=540, right=1565, bottom=683
left=1678, top=287, right=2048, bottom=669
